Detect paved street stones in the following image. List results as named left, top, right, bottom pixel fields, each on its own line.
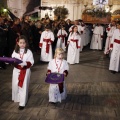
left=0, top=49, right=120, bottom=120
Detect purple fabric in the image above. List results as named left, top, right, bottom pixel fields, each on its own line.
left=0, top=57, right=22, bottom=64
left=45, top=73, right=64, bottom=84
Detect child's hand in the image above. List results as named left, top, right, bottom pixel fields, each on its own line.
left=48, top=42, right=51, bottom=45
left=47, top=72, right=51, bottom=74
left=109, top=48, right=113, bottom=51
left=4, top=28, right=8, bottom=31
left=67, top=41, right=70, bottom=45
left=13, top=62, right=17, bottom=66
left=46, top=72, right=50, bottom=76
left=63, top=72, right=66, bottom=76
left=21, top=65, right=24, bottom=68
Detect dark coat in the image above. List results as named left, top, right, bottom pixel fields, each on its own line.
left=0, top=25, right=7, bottom=48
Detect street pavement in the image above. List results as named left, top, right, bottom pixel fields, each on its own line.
left=0, top=48, right=120, bottom=120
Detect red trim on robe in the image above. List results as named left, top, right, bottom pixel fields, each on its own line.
left=47, top=69, right=51, bottom=73
left=24, top=62, right=32, bottom=68
left=43, top=39, right=52, bottom=53
left=57, top=34, right=66, bottom=43
left=110, top=44, right=113, bottom=48
left=107, top=28, right=110, bottom=31
left=114, top=39, right=120, bottom=44
left=46, top=69, right=51, bottom=76
left=14, top=62, right=32, bottom=88
left=71, top=39, right=79, bottom=49
left=18, top=69, right=26, bottom=88
left=58, top=83, right=63, bottom=93
left=63, top=70, right=68, bottom=77
left=39, top=43, right=42, bottom=48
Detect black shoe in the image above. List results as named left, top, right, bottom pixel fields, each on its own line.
left=2, top=66, right=6, bottom=69
left=1, top=63, right=6, bottom=69
left=49, top=102, right=56, bottom=105
left=0, top=66, right=6, bottom=70
left=18, top=106, right=24, bottom=110
left=111, top=71, right=116, bottom=74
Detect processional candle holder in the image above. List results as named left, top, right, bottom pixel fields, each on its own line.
left=84, top=4, right=88, bottom=9
left=109, top=4, right=113, bottom=11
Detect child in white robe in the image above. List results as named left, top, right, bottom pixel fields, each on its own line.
left=104, top=22, right=116, bottom=54
left=39, top=25, right=54, bottom=62
left=12, top=35, right=34, bottom=110
left=56, top=25, right=68, bottom=51
left=90, top=24, right=103, bottom=50
left=67, top=25, right=81, bottom=64
left=47, top=48, right=69, bottom=103
left=109, top=21, right=120, bottom=74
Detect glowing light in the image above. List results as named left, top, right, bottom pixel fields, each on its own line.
left=3, top=9, right=7, bottom=12
left=105, top=7, right=109, bottom=12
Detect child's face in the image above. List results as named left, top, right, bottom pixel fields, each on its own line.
left=18, top=39, right=26, bottom=49
left=117, top=24, right=120, bottom=29
left=45, top=29, right=49, bottom=31
left=74, top=27, right=78, bottom=32
left=56, top=53, right=64, bottom=59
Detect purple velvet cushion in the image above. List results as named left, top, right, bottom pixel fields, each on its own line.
left=45, top=73, right=64, bottom=84
left=0, top=57, right=23, bottom=64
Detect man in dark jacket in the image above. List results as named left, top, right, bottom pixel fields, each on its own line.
left=0, top=16, right=7, bottom=69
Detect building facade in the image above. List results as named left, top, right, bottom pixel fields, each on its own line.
left=7, top=0, right=30, bottom=18
left=7, top=0, right=40, bottom=18
left=40, top=0, right=120, bottom=20
left=6, top=0, right=120, bottom=20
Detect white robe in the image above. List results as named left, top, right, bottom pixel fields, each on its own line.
left=80, top=26, right=87, bottom=51
left=109, top=29, right=120, bottom=72
left=12, top=49, right=34, bottom=106
left=40, top=30, right=54, bottom=62
left=85, top=26, right=91, bottom=45
left=47, top=59, right=69, bottom=103
left=90, top=26, right=103, bottom=50
left=104, top=26, right=116, bottom=54
left=56, top=29, right=68, bottom=51
left=67, top=32, right=81, bottom=64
